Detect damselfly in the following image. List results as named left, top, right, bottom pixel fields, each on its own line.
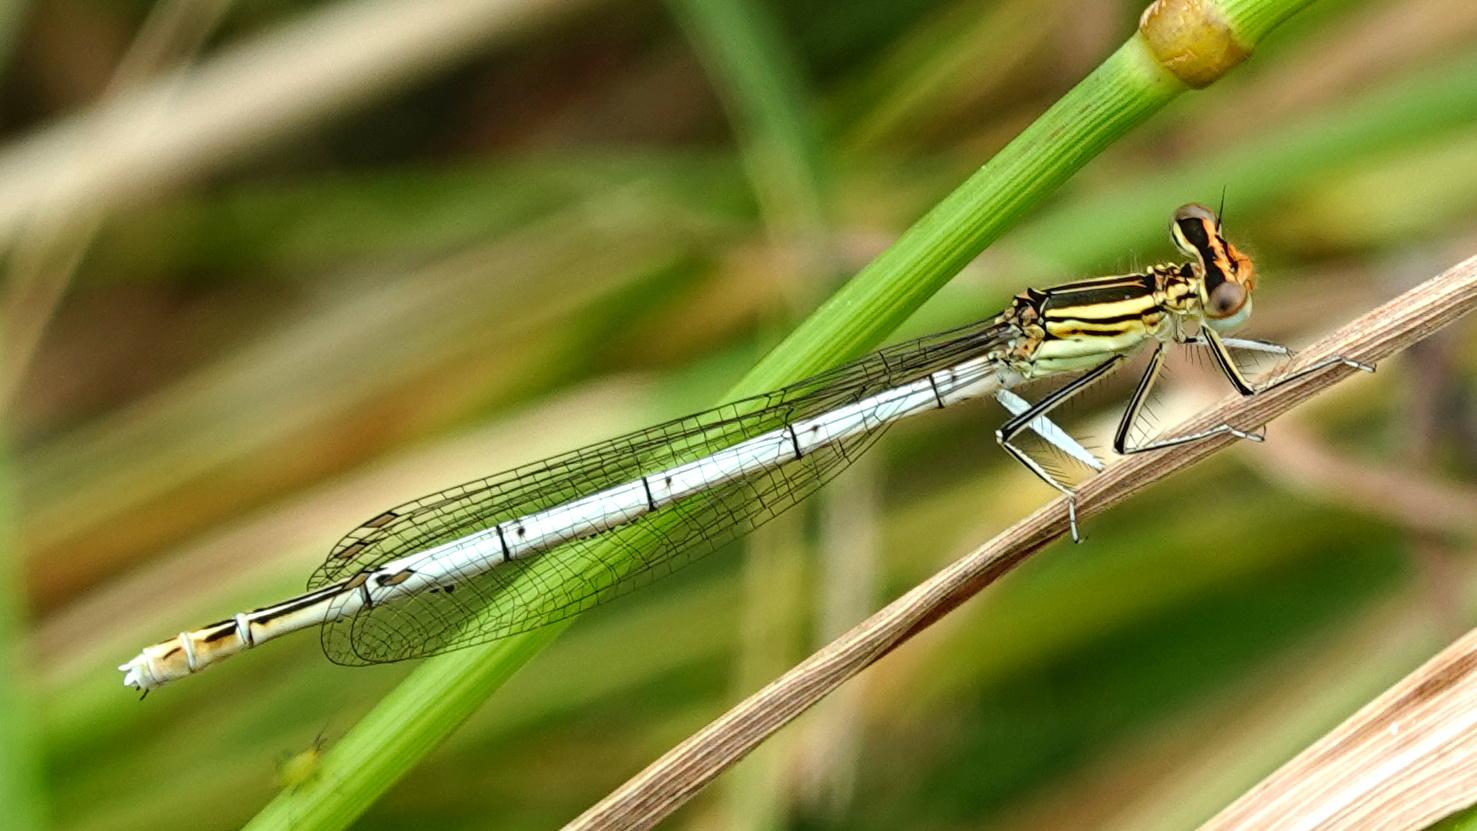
left=120, top=204, right=1372, bottom=692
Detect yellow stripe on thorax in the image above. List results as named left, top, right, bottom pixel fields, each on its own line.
left=1025, top=277, right=1165, bottom=374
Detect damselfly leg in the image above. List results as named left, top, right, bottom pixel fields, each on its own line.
left=1207, top=336, right=1292, bottom=356
left=1114, top=334, right=1373, bottom=458
left=1111, top=342, right=1269, bottom=456
left=994, top=389, right=1104, bottom=472
left=1184, top=330, right=1374, bottom=395
left=1000, top=335, right=1374, bottom=543
left=995, top=356, right=1124, bottom=542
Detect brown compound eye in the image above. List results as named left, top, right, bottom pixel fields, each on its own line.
left=1206, top=280, right=1247, bottom=318
left=1174, top=203, right=1217, bottom=225
left=1171, top=203, right=1220, bottom=262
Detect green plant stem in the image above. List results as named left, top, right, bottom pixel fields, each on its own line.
left=1221, top=0, right=1318, bottom=42
left=244, top=1, right=1319, bottom=827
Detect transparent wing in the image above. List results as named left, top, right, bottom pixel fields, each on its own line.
left=324, top=419, right=887, bottom=664
left=315, top=318, right=1011, bottom=665
left=309, top=318, right=1008, bottom=590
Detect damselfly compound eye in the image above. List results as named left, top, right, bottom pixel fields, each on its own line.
left=1174, top=203, right=1217, bottom=224
left=1207, top=280, right=1247, bottom=318
left=1171, top=203, right=1219, bottom=261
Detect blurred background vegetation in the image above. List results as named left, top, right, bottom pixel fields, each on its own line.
left=3, top=0, right=1475, bottom=828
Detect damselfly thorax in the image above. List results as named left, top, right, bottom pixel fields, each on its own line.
left=997, top=265, right=1189, bottom=378
left=119, top=204, right=1370, bottom=693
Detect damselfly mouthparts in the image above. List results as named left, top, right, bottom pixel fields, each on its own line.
left=120, top=204, right=1372, bottom=692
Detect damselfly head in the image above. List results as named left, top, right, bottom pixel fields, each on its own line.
left=1170, top=203, right=1256, bottom=327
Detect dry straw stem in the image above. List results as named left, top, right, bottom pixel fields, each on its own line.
left=1202, top=624, right=1477, bottom=830
left=568, top=253, right=1477, bottom=831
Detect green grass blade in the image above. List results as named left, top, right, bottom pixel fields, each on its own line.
left=667, top=0, right=827, bottom=237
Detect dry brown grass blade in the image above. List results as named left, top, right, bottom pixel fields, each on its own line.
left=1, top=0, right=235, bottom=403
left=1241, top=419, right=1477, bottom=538
left=1200, top=625, right=1477, bottom=831
left=0, top=0, right=605, bottom=244
left=566, top=253, right=1477, bottom=831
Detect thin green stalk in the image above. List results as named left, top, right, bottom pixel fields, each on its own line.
left=832, top=0, right=1062, bottom=152
left=1221, top=0, right=1318, bottom=42
left=666, top=0, right=827, bottom=241
left=243, top=1, right=1317, bottom=828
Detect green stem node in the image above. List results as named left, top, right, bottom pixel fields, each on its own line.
left=1139, top=0, right=1251, bottom=88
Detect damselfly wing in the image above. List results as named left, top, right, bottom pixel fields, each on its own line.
left=315, top=320, right=1010, bottom=664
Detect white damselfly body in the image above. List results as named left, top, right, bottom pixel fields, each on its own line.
left=120, top=204, right=1372, bottom=692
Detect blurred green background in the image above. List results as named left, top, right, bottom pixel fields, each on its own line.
left=3, top=0, right=1476, bottom=828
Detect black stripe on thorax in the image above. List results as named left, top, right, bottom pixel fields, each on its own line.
left=1044, top=307, right=1163, bottom=328
left=1041, top=276, right=1156, bottom=311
